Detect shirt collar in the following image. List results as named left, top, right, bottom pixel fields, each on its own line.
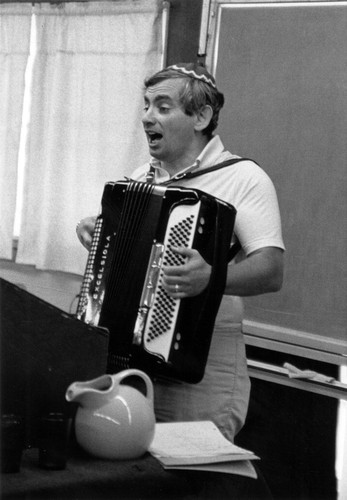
left=149, top=135, right=225, bottom=182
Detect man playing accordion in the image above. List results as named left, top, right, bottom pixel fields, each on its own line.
left=76, top=62, right=284, bottom=444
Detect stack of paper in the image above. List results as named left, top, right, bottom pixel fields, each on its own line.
left=149, top=421, right=259, bottom=479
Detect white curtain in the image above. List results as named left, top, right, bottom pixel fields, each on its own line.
left=0, top=4, right=32, bottom=259
left=16, top=0, right=163, bottom=275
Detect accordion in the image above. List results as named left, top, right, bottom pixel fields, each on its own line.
left=77, top=180, right=236, bottom=383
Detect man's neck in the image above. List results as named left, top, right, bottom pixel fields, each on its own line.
left=161, top=136, right=210, bottom=176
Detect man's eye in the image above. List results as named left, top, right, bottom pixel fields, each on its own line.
left=159, top=107, right=170, bottom=113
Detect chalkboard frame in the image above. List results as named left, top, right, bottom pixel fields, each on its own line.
left=205, top=0, right=347, bottom=359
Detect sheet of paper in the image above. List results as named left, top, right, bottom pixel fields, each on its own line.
left=149, top=421, right=256, bottom=461
left=165, top=460, right=258, bottom=479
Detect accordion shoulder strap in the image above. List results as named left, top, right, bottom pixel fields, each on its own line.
left=158, top=157, right=256, bottom=185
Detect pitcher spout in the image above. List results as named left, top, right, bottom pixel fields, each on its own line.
left=65, top=374, right=114, bottom=407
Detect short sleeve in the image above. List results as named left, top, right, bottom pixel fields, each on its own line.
left=232, top=162, right=285, bottom=255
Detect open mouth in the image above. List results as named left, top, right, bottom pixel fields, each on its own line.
left=146, top=131, right=163, bottom=146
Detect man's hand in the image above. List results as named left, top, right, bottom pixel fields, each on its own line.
left=76, top=216, right=97, bottom=251
left=162, top=246, right=212, bottom=298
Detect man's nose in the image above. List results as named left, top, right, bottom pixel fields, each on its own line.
left=142, top=107, right=155, bottom=125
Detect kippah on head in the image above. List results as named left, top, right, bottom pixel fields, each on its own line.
left=167, top=62, right=217, bottom=89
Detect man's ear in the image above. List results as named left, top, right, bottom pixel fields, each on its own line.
left=194, top=105, right=213, bottom=132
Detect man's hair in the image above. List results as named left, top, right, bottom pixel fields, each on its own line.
left=144, top=65, right=225, bottom=139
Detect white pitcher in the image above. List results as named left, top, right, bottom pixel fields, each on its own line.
left=66, top=369, right=155, bottom=460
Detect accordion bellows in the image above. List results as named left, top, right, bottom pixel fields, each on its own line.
left=77, top=180, right=236, bottom=383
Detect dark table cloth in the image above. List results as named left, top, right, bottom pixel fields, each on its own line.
left=1, top=447, right=273, bottom=500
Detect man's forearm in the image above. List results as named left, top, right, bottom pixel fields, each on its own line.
left=224, top=247, right=284, bottom=297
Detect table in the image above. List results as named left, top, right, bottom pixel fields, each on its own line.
left=1, top=447, right=272, bottom=499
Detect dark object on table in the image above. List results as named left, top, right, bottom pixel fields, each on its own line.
left=0, top=278, right=109, bottom=447
left=38, top=412, right=71, bottom=470
left=1, top=414, right=25, bottom=473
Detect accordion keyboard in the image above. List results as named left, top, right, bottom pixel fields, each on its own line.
left=76, top=217, right=104, bottom=325
left=141, top=202, right=201, bottom=361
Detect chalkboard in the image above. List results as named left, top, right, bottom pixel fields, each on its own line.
left=213, top=3, right=347, bottom=352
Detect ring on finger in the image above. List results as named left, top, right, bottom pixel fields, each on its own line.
left=175, top=284, right=180, bottom=292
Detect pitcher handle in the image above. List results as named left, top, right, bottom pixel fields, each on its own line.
left=112, top=369, right=154, bottom=403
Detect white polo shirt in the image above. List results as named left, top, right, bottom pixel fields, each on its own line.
left=131, top=135, right=284, bottom=325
